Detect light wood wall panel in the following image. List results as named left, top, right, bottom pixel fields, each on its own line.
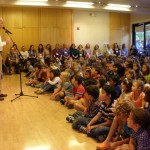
left=41, top=8, right=56, bottom=27
left=0, top=8, right=2, bottom=18
left=0, top=7, right=73, bottom=60
left=40, top=28, right=57, bottom=47
left=22, top=8, right=40, bottom=27
left=56, top=9, right=72, bottom=28
left=109, top=12, right=130, bottom=49
left=3, top=7, right=22, bottom=28
left=22, top=28, right=40, bottom=49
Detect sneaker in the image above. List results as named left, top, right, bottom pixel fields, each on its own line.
left=67, top=104, right=74, bottom=109
left=97, top=135, right=106, bottom=142
left=79, top=126, right=87, bottom=134
left=36, top=90, right=44, bottom=94
left=66, top=116, right=75, bottom=123
left=35, top=83, right=43, bottom=88
left=55, top=95, right=61, bottom=101
left=60, top=99, right=66, bottom=105
left=26, top=82, right=31, bottom=86
left=31, top=84, right=35, bottom=87
left=0, top=97, right=4, bottom=101
left=34, top=90, right=40, bottom=93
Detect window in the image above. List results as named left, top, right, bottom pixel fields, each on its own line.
left=132, top=21, right=150, bottom=55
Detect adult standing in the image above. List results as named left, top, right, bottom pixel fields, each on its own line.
left=0, top=18, right=10, bottom=100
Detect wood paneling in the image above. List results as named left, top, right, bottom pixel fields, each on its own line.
left=41, top=8, right=57, bottom=28
left=109, top=13, right=121, bottom=30
left=22, top=8, right=40, bottom=28
left=0, top=7, right=73, bottom=60
left=22, top=28, right=40, bottom=49
left=40, top=28, right=56, bottom=48
left=109, top=12, right=130, bottom=49
left=3, top=7, right=22, bottom=28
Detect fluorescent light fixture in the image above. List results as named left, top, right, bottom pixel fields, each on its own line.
left=16, top=1, right=48, bottom=6
left=107, top=3, right=131, bottom=8
left=24, top=145, right=51, bottom=150
left=64, top=1, right=94, bottom=8
left=67, top=1, right=94, bottom=5
left=104, top=3, right=131, bottom=11
left=104, top=6, right=130, bottom=11
left=19, top=0, right=48, bottom=1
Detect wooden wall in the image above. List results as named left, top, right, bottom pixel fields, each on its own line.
left=109, top=12, right=130, bottom=49
left=0, top=7, right=131, bottom=60
left=0, top=7, right=73, bottom=60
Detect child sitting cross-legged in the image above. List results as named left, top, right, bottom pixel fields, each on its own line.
left=127, top=108, right=150, bottom=150
left=25, top=63, right=41, bottom=87
left=63, top=75, right=85, bottom=108
left=49, top=71, right=73, bottom=101
left=96, top=100, right=135, bottom=150
left=35, top=67, right=60, bottom=94
left=71, top=85, right=102, bottom=132
left=86, top=85, right=116, bottom=141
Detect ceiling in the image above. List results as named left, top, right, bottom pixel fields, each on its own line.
left=1, top=0, right=150, bottom=14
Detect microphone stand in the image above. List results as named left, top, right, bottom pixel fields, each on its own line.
left=4, top=29, right=38, bottom=102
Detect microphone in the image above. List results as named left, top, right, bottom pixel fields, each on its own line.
left=2, top=27, right=12, bottom=34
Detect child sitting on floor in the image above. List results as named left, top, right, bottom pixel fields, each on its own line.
left=49, top=71, right=73, bottom=101
left=86, top=85, right=116, bottom=141
left=96, top=100, right=135, bottom=150
left=127, top=108, right=150, bottom=150
left=35, top=67, right=60, bottom=94
left=67, top=85, right=101, bottom=123
left=63, top=75, right=85, bottom=108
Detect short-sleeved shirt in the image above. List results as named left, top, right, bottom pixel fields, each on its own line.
left=27, top=65, right=34, bottom=72
left=132, top=128, right=150, bottom=150
left=73, top=84, right=85, bottom=99
left=98, top=102, right=114, bottom=122
left=144, top=74, right=150, bottom=82
left=85, top=100, right=101, bottom=118
left=62, top=82, right=73, bottom=93
left=129, top=92, right=145, bottom=108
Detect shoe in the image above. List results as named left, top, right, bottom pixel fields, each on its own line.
left=31, top=84, right=35, bottom=87
left=0, top=97, right=4, bottom=101
left=34, top=90, right=39, bottom=93
left=97, top=135, right=106, bottom=142
left=35, top=84, right=42, bottom=88
left=26, top=82, right=31, bottom=86
left=60, top=99, right=66, bottom=105
left=67, top=104, right=74, bottom=109
left=0, top=93, right=7, bottom=97
left=79, top=126, right=87, bottom=134
left=66, top=116, right=75, bottom=123
left=36, top=90, right=44, bottom=94
left=55, top=95, right=61, bottom=101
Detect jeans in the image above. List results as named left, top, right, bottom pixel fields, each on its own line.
left=72, top=116, right=92, bottom=130
left=87, top=126, right=110, bottom=139
left=41, top=82, right=56, bottom=92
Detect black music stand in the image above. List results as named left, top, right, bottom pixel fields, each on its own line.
left=4, top=29, right=38, bottom=102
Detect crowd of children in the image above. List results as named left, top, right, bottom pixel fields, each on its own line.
left=23, top=43, right=150, bottom=150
